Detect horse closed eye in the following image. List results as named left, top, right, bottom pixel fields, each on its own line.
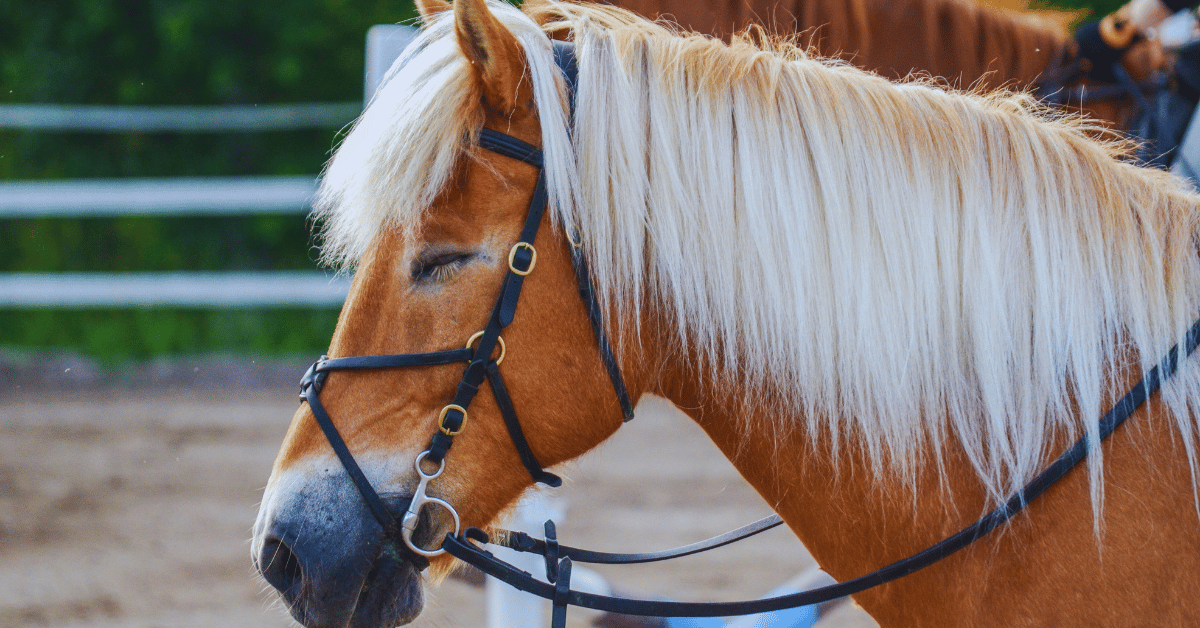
left=412, top=252, right=474, bottom=282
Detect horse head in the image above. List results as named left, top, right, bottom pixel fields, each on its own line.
left=251, top=2, right=636, bottom=626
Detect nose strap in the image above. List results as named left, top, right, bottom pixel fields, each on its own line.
left=300, top=361, right=428, bottom=570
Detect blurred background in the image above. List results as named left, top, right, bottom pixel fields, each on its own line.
left=0, top=0, right=421, bottom=367
left=0, top=1, right=1157, bottom=628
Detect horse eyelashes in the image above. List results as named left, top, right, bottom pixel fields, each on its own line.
left=412, top=252, right=474, bottom=282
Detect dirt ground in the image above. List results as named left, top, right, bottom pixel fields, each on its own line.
left=0, top=377, right=878, bottom=628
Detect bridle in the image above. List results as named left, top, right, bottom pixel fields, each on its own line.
left=298, top=41, right=1200, bottom=628
left=299, top=41, right=634, bottom=563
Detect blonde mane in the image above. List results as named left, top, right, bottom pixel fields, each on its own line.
left=315, top=1, right=1200, bottom=514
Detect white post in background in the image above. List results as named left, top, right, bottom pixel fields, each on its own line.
left=486, top=492, right=564, bottom=628
left=365, top=24, right=419, bottom=104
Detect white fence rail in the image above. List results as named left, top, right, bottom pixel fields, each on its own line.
left=0, top=176, right=317, bottom=218
left=0, top=102, right=359, bottom=132
left=0, top=272, right=350, bottom=307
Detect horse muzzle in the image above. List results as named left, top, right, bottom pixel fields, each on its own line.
left=252, top=469, right=442, bottom=628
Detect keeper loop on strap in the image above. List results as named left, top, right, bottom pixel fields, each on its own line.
left=550, top=556, right=573, bottom=628
left=438, top=404, right=468, bottom=436
left=508, top=242, right=537, bottom=276
left=465, top=527, right=490, bottom=545
left=459, top=360, right=489, bottom=393
left=543, top=520, right=561, bottom=583
left=298, top=356, right=330, bottom=399
left=426, top=432, right=454, bottom=464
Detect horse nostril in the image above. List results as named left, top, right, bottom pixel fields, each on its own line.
left=259, top=536, right=304, bottom=595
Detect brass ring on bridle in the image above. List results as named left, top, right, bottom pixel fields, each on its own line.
left=466, top=331, right=505, bottom=365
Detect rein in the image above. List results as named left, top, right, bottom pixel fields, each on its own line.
left=299, top=41, right=1200, bottom=627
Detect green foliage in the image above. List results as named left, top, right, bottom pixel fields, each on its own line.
left=3, top=214, right=317, bottom=272
left=1034, top=0, right=1126, bottom=20
left=0, top=0, right=416, bottom=106
left=0, top=307, right=341, bottom=361
left=0, top=0, right=419, bottom=359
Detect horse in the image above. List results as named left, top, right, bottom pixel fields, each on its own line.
left=252, top=0, right=1200, bottom=626
left=600, top=0, right=1180, bottom=162
left=609, top=0, right=1074, bottom=89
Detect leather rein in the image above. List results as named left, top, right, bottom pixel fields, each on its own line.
left=298, top=42, right=1200, bottom=627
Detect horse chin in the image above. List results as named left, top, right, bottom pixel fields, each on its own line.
left=277, top=544, right=425, bottom=628
left=346, top=548, right=424, bottom=628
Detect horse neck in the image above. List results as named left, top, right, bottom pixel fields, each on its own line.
left=643, top=324, right=983, bottom=561
left=651, top=349, right=1200, bottom=626
left=640, top=314, right=1019, bottom=622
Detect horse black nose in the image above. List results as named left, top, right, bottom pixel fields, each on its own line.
left=259, top=535, right=305, bottom=597
left=253, top=482, right=428, bottom=628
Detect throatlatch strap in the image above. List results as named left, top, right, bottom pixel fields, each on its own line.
left=573, top=249, right=636, bottom=421
left=552, top=40, right=578, bottom=125
left=486, top=364, right=562, bottom=487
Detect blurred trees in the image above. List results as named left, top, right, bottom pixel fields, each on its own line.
left=1035, top=0, right=1125, bottom=17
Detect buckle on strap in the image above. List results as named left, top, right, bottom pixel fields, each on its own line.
left=438, top=404, right=468, bottom=436
left=508, top=242, right=537, bottom=276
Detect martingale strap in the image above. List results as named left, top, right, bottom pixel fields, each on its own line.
left=494, top=513, right=785, bottom=565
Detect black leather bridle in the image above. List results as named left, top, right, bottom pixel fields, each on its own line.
left=298, top=118, right=635, bottom=560
left=298, top=42, right=1200, bottom=628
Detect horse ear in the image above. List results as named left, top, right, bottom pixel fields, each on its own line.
left=454, top=0, right=526, bottom=114
left=416, top=0, right=451, bottom=21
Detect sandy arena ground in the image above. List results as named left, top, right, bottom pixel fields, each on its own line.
left=0, top=378, right=878, bottom=628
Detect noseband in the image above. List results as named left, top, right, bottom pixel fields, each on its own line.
left=298, top=41, right=1200, bottom=628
